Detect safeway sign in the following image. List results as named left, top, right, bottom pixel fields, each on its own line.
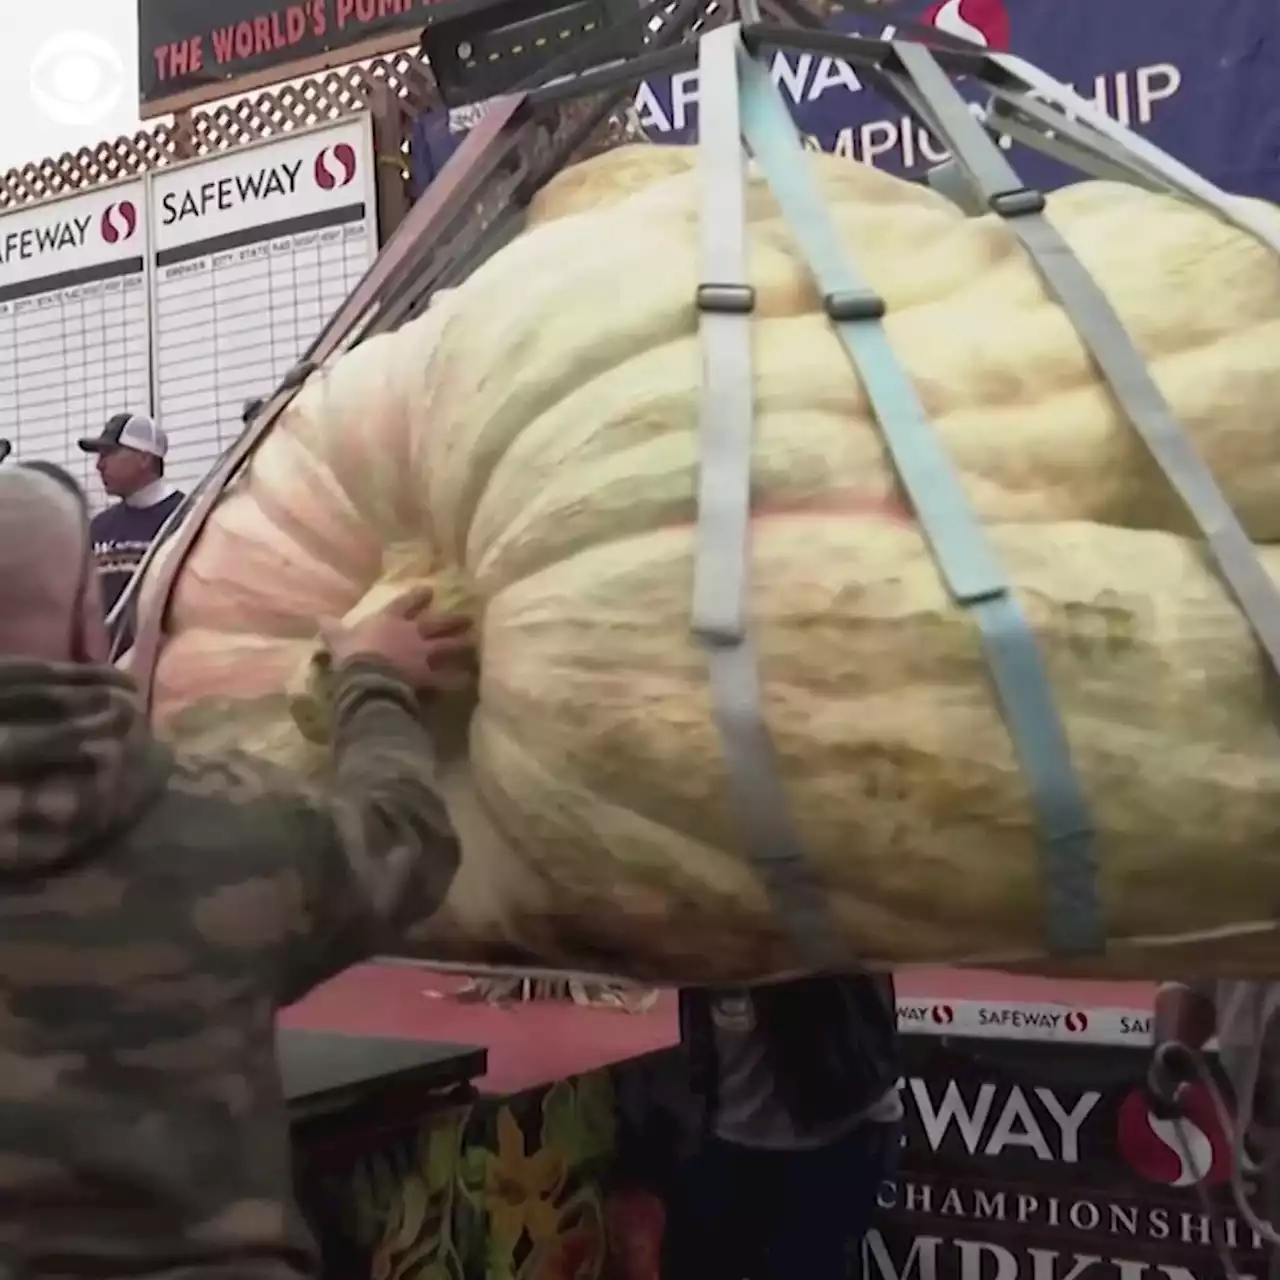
left=870, top=1036, right=1264, bottom=1280
left=409, top=0, right=1280, bottom=203
left=909, top=1079, right=1100, bottom=1163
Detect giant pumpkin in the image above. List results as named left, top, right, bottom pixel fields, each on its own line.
left=135, top=145, right=1280, bottom=983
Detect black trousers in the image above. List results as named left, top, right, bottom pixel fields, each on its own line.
left=661, top=1120, right=898, bottom=1280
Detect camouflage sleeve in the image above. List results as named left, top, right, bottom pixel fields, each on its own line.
left=275, top=657, right=461, bottom=1005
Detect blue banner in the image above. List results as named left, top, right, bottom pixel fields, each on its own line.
left=411, top=0, right=1280, bottom=201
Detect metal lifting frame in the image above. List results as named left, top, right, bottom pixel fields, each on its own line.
left=125, top=2, right=1280, bottom=972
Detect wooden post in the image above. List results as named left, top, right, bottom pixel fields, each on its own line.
left=169, top=108, right=198, bottom=160
left=369, top=81, right=412, bottom=242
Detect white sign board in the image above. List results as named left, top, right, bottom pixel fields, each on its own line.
left=149, top=115, right=378, bottom=493
left=0, top=181, right=150, bottom=499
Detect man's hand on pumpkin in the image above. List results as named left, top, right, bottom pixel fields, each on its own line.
left=321, top=586, right=476, bottom=693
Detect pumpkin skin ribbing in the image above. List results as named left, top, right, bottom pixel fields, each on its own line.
left=139, top=147, right=1280, bottom=983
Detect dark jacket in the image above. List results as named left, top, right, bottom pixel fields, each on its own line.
left=90, top=490, right=186, bottom=618
left=680, top=973, right=901, bottom=1132
left=0, top=657, right=460, bottom=1278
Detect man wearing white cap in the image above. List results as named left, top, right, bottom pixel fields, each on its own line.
left=77, top=411, right=185, bottom=621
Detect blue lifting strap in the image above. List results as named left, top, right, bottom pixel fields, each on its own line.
left=690, top=24, right=850, bottom=969
left=891, top=40, right=1280, bottom=677
left=734, top=39, right=1103, bottom=955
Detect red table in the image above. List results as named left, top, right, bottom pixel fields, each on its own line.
left=284, top=964, right=1159, bottom=1080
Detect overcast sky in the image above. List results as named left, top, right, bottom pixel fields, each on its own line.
left=0, top=0, right=145, bottom=174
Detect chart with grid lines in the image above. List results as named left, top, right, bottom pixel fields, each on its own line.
left=149, top=117, right=378, bottom=495
left=0, top=182, right=149, bottom=508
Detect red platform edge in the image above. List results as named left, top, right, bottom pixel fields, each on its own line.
left=281, top=965, right=1157, bottom=1096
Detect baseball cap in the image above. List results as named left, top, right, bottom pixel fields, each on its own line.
left=77, top=412, right=168, bottom=459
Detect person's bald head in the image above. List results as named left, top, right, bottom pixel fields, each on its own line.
left=0, top=466, right=107, bottom=663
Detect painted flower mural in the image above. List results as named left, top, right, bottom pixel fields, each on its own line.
left=343, top=1071, right=620, bottom=1280
left=485, top=1107, right=567, bottom=1253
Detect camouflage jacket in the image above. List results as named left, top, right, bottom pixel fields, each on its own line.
left=0, top=658, right=460, bottom=1279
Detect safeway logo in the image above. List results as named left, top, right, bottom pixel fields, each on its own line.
left=314, top=143, right=357, bottom=190
left=920, top=0, right=1011, bottom=51
left=99, top=200, right=137, bottom=244
left=977, top=1005, right=1089, bottom=1035
left=898, top=1003, right=956, bottom=1029
left=1116, top=1087, right=1232, bottom=1188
